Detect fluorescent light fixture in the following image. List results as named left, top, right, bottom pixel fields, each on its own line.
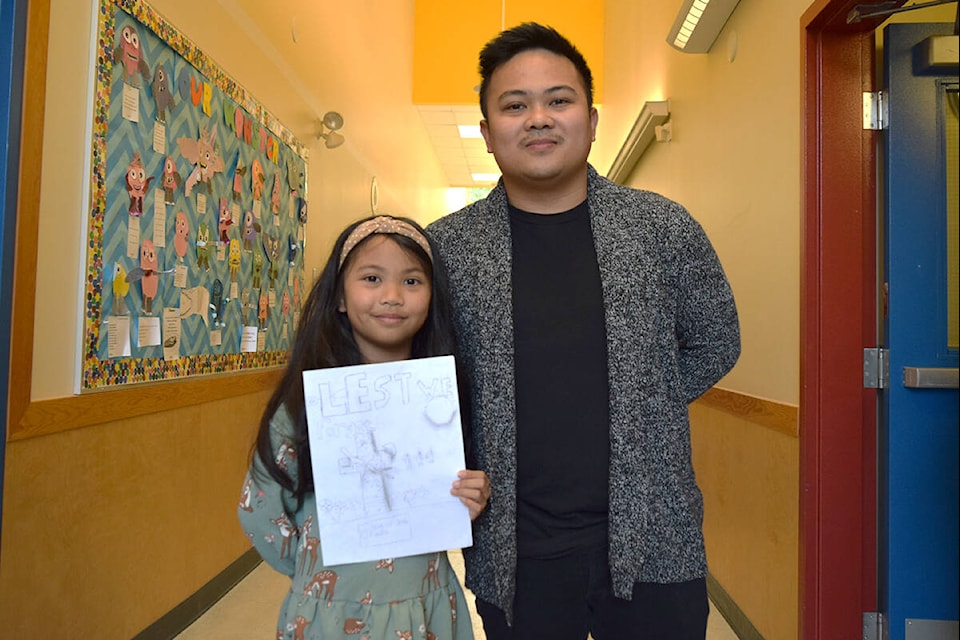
left=606, top=100, right=670, bottom=185
left=445, top=188, right=468, bottom=212
left=471, top=173, right=500, bottom=183
left=458, top=125, right=482, bottom=138
left=667, top=0, right=741, bottom=53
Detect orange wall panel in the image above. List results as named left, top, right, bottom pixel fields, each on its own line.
left=413, top=0, right=603, bottom=105
left=503, top=0, right=604, bottom=102
left=691, top=402, right=800, bottom=640
left=0, top=390, right=271, bottom=639
left=413, top=0, right=502, bottom=104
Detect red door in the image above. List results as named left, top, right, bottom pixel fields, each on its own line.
left=800, top=1, right=892, bottom=637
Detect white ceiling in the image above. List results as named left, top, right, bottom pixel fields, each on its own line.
left=416, top=105, right=501, bottom=187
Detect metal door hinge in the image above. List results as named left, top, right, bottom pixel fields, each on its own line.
left=864, top=348, right=890, bottom=389
left=863, top=612, right=885, bottom=640
left=863, top=91, right=888, bottom=130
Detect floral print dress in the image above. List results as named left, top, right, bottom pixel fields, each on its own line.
left=238, top=406, right=474, bottom=640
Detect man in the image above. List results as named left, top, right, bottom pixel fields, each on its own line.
left=427, top=23, right=740, bottom=640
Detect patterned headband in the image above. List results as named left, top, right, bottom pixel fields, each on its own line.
left=338, top=216, right=433, bottom=269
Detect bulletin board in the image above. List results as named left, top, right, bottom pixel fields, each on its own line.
left=80, top=0, right=309, bottom=391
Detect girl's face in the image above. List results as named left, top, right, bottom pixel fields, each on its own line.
left=338, top=235, right=432, bottom=364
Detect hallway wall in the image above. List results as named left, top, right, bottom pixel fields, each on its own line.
left=1, top=0, right=449, bottom=637
left=600, top=2, right=810, bottom=638
left=3, top=0, right=858, bottom=638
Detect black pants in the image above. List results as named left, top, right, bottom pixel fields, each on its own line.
left=476, top=545, right=708, bottom=640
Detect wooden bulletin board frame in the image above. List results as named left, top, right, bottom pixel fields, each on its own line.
left=80, top=0, right=309, bottom=391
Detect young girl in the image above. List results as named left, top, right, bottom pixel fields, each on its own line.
left=239, top=215, right=489, bottom=640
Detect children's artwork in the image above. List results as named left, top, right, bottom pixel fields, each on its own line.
left=125, top=151, right=153, bottom=216
left=302, top=356, right=473, bottom=566
left=126, top=238, right=161, bottom=314
left=177, top=123, right=225, bottom=196
left=173, top=211, right=189, bottom=261
left=111, top=262, right=130, bottom=314
left=195, top=222, right=211, bottom=270
left=251, top=158, right=265, bottom=201
left=217, top=197, right=234, bottom=244
left=240, top=210, right=260, bottom=252
left=113, top=24, right=150, bottom=87
left=150, top=63, right=176, bottom=123
left=160, top=156, right=181, bottom=204
left=262, top=228, right=281, bottom=288
left=80, top=0, right=309, bottom=390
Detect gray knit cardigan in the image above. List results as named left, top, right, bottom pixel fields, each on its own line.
left=427, top=166, right=740, bottom=620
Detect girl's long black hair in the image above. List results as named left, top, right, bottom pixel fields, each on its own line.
left=250, top=215, right=462, bottom=513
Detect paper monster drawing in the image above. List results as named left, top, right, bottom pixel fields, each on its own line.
left=114, top=24, right=150, bottom=88
left=125, top=152, right=154, bottom=217
left=286, top=157, right=305, bottom=195
left=150, top=63, right=176, bottom=123
left=258, top=292, right=269, bottom=330
left=250, top=158, right=265, bottom=201
left=196, top=222, right=212, bottom=271
left=228, top=239, right=242, bottom=284
left=173, top=211, right=189, bottom=262
left=209, top=279, right=225, bottom=327
left=125, top=239, right=160, bottom=314
left=177, top=124, right=225, bottom=196
left=287, top=233, right=299, bottom=266
left=241, top=210, right=260, bottom=252
left=297, top=199, right=308, bottom=226
left=218, top=198, right=234, bottom=245
left=252, top=252, right=263, bottom=290
left=262, top=229, right=282, bottom=289
left=112, top=262, right=130, bottom=315
left=270, top=171, right=282, bottom=214
left=160, top=156, right=182, bottom=205
left=233, top=157, right=246, bottom=203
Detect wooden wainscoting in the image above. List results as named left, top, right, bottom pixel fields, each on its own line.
left=692, top=387, right=800, bottom=640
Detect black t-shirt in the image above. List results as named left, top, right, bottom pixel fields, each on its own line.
left=510, top=200, right=610, bottom=558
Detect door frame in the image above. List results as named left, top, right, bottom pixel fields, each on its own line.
left=1, top=0, right=31, bottom=557
left=800, top=1, right=902, bottom=637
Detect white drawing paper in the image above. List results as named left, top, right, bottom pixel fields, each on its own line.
left=303, top=355, right=472, bottom=566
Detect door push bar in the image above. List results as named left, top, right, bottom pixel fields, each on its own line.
left=902, top=367, right=960, bottom=389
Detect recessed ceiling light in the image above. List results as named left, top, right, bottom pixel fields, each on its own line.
left=471, top=173, right=500, bottom=183
left=458, top=125, right=482, bottom=139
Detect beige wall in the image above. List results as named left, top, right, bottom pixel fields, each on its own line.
left=600, top=3, right=809, bottom=638
left=603, top=0, right=809, bottom=407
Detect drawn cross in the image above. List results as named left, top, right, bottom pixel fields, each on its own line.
left=362, top=430, right=396, bottom=511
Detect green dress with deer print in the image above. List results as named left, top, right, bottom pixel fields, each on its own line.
left=238, top=406, right=474, bottom=640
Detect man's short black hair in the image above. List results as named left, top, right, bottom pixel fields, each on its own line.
left=478, top=22, right=594, bottom=119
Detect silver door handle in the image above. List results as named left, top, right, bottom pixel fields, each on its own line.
left=902, top=367, right=959, bottom=389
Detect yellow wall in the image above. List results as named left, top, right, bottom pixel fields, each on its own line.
left=600, top=2, right=808, bottom=638
left=604, top=0, right=808, bottom=406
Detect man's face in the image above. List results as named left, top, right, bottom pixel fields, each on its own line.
left=481, top=49, right=598, bottom=194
